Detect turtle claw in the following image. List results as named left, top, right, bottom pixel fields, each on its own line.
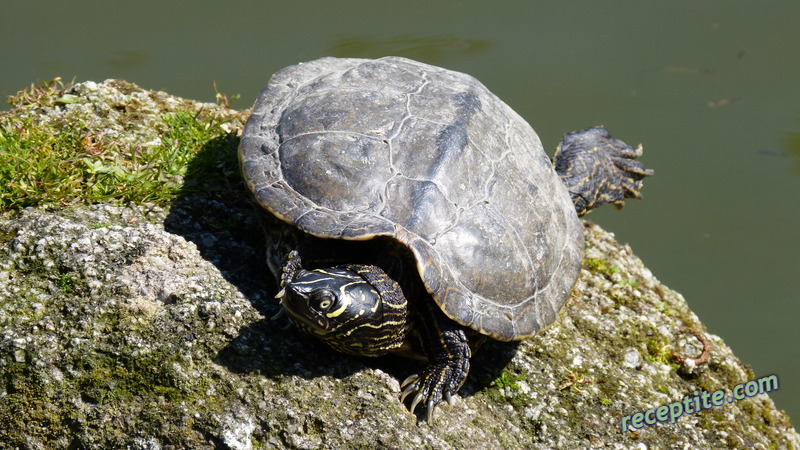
left=401, top=374, right=420, bottom=389
left=270, top=307, right=286, bottom=321
left=401, top=377, right=438, bottom=423
left=400, top=374, right=426, bottom=416
left=398, top=365, right=464, bottom=422
left=400, top=374, right=420, bottom=404
left=409, top=392, right=424, bottom=416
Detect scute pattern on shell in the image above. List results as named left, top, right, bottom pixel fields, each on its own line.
left=239, top=56, right=584, bottom=340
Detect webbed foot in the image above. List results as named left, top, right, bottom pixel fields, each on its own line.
left=554, top=127, right=653, bottom=216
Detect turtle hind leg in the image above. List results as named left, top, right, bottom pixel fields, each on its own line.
left=553, top=127, right=654, bottom=216
left=401, top=299, right=471, bottom=422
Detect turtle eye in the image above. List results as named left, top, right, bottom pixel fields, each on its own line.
left=312, top=289, right=336, bottom=312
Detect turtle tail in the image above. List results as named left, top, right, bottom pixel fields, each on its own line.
left=553, top=127, right=654, bottom=216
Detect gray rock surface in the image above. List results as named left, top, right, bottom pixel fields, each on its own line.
left=0, top=80, right=797, bottom=448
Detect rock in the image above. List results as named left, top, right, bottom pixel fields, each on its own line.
left=0, top=80, right=797, bottom=448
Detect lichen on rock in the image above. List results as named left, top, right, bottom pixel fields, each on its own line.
left=0, top=80, right=797, bottom=448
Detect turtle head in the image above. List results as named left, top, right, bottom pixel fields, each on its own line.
left=280, top=265, right=410, bottom=357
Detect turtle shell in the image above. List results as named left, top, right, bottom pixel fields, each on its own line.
left=239, top=56, right=584, bottom=341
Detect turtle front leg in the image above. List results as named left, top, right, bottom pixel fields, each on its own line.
left=401, top=300, right=471, bottom=422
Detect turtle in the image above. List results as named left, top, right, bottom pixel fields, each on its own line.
left=238, top=56, right=652, bottom=421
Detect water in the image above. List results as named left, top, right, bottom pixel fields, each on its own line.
left=3, top=0, right=799, bottom=423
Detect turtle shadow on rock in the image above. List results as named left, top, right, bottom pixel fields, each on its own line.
left=462, top=339, right=521, bottom=395
left=161, top=132, right=266, bottom=304
left=161, top=132, right=366, bottom=381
